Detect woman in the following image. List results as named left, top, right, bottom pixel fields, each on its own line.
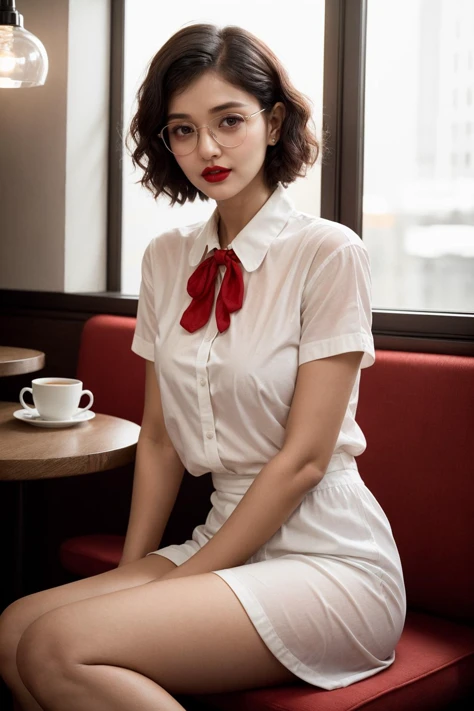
left=0, top=24, right=406, bottom=711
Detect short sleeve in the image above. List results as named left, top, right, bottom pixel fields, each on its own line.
left=299, top=241, right=375, bottom=369
left=131, top=241, right=158, bottom=361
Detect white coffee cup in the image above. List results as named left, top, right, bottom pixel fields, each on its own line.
left=19, top=378, right=94, bottom=421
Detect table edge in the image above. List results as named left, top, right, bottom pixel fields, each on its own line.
left=0, top=442, right=138, bottom=480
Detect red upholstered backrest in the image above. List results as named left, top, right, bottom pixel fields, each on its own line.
left=357, top=350, right=474, bottom=624
left=76, top=315, right=145, bottom=425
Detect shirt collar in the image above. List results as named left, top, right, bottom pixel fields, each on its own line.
left=188, top=184, right=295, bottom=272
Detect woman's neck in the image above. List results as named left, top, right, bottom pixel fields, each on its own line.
left=216, top=175, right=273, bottom=249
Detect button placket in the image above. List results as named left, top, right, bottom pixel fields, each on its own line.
left=197, top=339, right=220, bottom=468
left=195, top=268, right=223, bottom=470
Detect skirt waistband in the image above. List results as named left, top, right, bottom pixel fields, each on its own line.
left=310, top=451, right=362, bottom=491
left=212, top=451, right=361, bottom=496
left=325, top=451, right=358, bottom=474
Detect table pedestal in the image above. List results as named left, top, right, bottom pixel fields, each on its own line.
left=0, top=401, right=140, bottom=609
left=12, top=481, right=26, bottom=601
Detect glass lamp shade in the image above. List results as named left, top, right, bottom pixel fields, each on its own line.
left=0, top=24, right=48, bottom=88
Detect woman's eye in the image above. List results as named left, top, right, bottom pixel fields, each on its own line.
left=220, top=114, right=244, bottom=129
left=171, top=124, right=194, bottom=137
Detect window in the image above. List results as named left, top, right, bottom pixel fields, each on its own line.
left=121, top=0, right=325, bottom=295
left=364, top=0, right=474, bottom=313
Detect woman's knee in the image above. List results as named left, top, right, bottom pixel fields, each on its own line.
left=0, top=595, right=38, bottom=680
left=0, top=556, right=177, bottom=682
left=16, top=610, right=68, bottom=698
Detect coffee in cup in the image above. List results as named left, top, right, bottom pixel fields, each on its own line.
left=19, top=378, right=94, bottom=421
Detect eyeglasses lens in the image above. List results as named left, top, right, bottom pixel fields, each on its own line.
left=163, top=114, right=248, bottom=155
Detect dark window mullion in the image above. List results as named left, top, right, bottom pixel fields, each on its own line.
left=321, top=0, right=367, bottom=234
left=339, top=0, right=367, bottom=236
left=321, top=0, right=344, bottom=222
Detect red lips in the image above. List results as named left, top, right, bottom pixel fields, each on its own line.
left=201, top=166, right=232, bottom=183
left=201, top=165, right=230, bottom=176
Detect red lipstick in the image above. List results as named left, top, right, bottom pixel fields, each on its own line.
left=201, top=165, right=232, bottom=183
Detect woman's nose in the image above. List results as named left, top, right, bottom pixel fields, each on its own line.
left=197, top=127, right=222, bottom=160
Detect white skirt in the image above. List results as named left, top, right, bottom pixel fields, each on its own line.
left=148, top=451, right=407, bottom=689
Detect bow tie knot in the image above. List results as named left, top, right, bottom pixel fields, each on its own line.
left=213, top=249, right=228, bottom=265
left=180, top=248, right=244, bottom=333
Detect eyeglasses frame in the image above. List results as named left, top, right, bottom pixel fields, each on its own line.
left=158, top=108, right=267, bottom=155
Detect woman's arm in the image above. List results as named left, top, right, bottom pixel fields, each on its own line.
left=119, top=361, right=185, bottom=566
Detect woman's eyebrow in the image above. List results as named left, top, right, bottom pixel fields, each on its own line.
left=167, top=101, right=249, bottom=121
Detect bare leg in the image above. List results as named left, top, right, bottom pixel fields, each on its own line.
left=27, top=664, right=188, bottom=711
left=0, top=554, right=177, bottom=711
left=16, top=573, right=297, bottom=711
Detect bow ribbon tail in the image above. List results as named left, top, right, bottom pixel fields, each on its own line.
left=180, top=259, right=219, bottom=333
left=215, top=258, right=244, bottom=332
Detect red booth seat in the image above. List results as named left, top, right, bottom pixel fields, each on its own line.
left=59, top=314, right=474, bottom=710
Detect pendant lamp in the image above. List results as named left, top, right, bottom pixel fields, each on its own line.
left=0, top=0, right=48, bottom=88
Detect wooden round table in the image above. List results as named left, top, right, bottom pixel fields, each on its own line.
left=0, top=347, right=45, bottom=377
left=0, top=402, right=140, bottom=602
left=0, top=402, right=140, bottom=480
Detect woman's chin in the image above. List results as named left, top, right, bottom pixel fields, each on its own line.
left=198, top=179, right=241, bottom=202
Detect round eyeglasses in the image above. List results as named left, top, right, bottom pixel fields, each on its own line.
left=159, top=108, right=267, bottom=156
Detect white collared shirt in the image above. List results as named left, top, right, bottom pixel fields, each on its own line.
left=132, top=184, right=375, bottom=478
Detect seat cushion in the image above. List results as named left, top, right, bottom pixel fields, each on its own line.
left=195, top=612, right=474, bottom=711
left=59, top=534, right=124, bottom=577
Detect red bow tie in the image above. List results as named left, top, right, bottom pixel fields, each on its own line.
left=180, top=249, right=244, bottom=333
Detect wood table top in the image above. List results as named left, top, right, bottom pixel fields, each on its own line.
left=0, top=402, right=140, bottom=481
left=0, top=347, right=45, bottom=377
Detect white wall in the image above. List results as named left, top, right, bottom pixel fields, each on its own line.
left=64, top=0, right=110, bottom=292
left=0, top=0, right=110, bottom=292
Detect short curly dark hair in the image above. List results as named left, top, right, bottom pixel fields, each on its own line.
left=126, top=24, right=321, bottom=206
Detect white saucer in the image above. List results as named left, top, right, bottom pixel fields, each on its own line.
left=13, top=408, right=96, bottom=428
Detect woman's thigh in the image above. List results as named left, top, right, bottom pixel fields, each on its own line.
left=0, top=554, right=177, bottom=661
left=17, top=572, right=298, bottom=700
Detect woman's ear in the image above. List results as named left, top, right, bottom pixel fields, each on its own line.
left=267, top=102, right=286, bottom=145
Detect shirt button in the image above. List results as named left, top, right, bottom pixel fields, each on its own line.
left=206, top=432, right=214, bottom=439
left=200, top=378, right=206, bottom=386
